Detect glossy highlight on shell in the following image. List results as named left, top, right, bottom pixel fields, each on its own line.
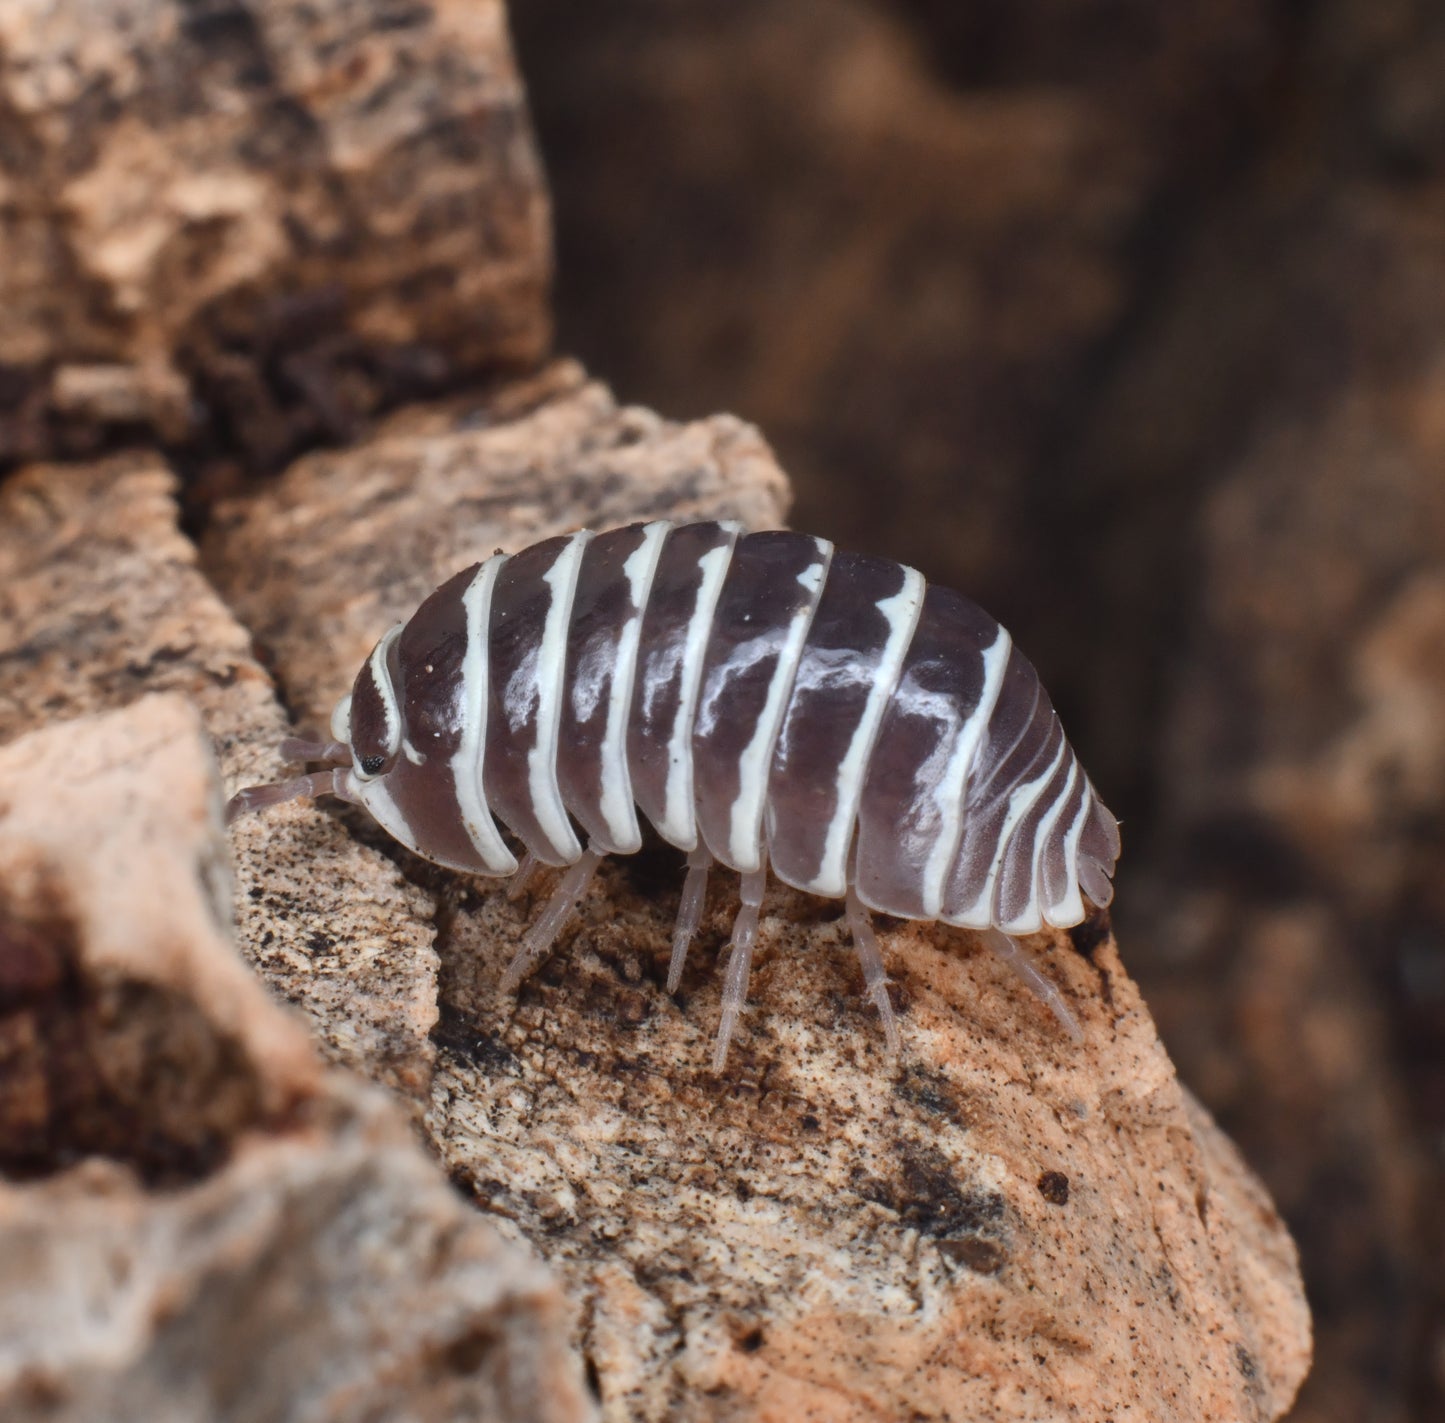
left=229, top=521, right=1120, bottom=1066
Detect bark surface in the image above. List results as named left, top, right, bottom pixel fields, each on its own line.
left=0, top=0, right=549, bottom=469
left=0, top=371, right=1311, bottom=1419
left=0, top=696, right=593, bottom=1423
left=0, top=0, right=1318, bottom=1417
left=202, top=374, right=1311, bottom=1422
left=0, top=452, right=439, bottom=1104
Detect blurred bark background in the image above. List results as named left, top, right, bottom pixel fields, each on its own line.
left=507, top=3, right=1445, bottom=1421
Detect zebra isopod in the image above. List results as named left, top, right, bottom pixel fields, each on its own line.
left=229, top=521, right=1120, bottom=1067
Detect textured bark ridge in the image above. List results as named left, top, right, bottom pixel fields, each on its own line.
left=0, top=696, right=317, bottom=1183
left=425, top=891, right=1307, bottom=1423
left=200, top=373, right=1311, bottom=1421
left=0, top=452, right=439, bottom=1104
left=0, top=696, right=593, bottom=1423
left=0, top=0, right=549, bottom=469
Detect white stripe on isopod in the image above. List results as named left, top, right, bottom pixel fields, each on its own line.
left=804, top=566, right=926, bottom=898
left=658, top=529, right=740, bottom=849
left=921, top=624, right=1011, bottom=918
left=1017, top=754, right=1079, bottom=934
left=526, top=532, right=591, bottom=863
left=725, top=543, right=830, bottom=873
left=595, top=521, right=671, bottom=854
left=950, top=723, right=1067, bottom=929
left=453, top=552, right=518, bottom=874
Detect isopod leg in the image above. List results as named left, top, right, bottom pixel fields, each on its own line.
left=501, top=846, right=605, bottom=991
left=506, top=850, right=539, bottom=901
left=712, top=864, right=768, bottom=1072
left=668, top=846, right=713, bottom=993
left=846, top=887, right=901, bottom=1055
left=225, top=767, right=352, bottom=826
left=981, top=927, right=1083, bottom=1043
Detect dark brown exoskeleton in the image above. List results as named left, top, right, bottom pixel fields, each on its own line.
left=230, top=522, right=1120, bottom=1067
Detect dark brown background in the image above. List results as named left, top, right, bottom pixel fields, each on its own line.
left=507, top=3, right=1445, bottom=1420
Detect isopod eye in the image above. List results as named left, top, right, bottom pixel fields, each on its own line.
left=347, top=627, right=405, bottom=781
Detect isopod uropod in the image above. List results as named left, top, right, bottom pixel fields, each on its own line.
left=230, top=521, right=1120, bottom=1067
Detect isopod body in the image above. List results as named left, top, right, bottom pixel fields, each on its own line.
left=231, top=522, right=1120, bottom=1065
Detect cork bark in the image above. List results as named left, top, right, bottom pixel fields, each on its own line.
left=0, top=451, right=440, bottom=1106
left=0, top=0, right=1314, bottom=1418
left=0, top=695, right=592, bottom=1423
left=0, top=367, right=1312, bottom=1418
left=0, top=0, right=549, bottom=470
